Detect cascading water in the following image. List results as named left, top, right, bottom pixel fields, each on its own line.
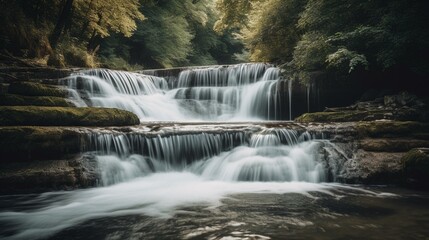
left=0, top=125, right=374, bottom=240
left=83, top=128, right=330, bottom=186
left=61, top=63, right=291, bottom=121
left=2, top=64, right=410, bottom=240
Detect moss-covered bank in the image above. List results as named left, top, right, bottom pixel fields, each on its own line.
left=8, top=81, right=68, bottom=97
left=356, top=121, right=429, bottom=138
left=0, top=94, right=73, bottom=107
left=295, top=109, right=423, bottom=122
left=0, top=106, right=140, bottom=126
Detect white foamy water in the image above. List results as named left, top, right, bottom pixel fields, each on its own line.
left=0, top=172, right=333, bottom=240
left=61, top=63, right=293, bottom=121
left=0, top=132, right=396, bottom=240
left=0, top=171, right=397, bottom=240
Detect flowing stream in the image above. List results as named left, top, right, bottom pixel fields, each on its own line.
left=1, top=64, right=428, bottom=239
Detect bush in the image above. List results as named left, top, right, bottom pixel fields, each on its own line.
left=47, top=52, right=66, bottom=68
left=99, top=56, right=142, bottom=71
left=63, top=44, right=97, bottom=68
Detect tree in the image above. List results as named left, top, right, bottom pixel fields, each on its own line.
left=50, top=0, right=74, bottom=49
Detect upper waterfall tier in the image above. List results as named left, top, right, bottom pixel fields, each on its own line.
left=62, top=63, right=294, bottom=121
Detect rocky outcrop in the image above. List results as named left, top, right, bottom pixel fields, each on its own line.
left=296, top=92, right=429, bottom=123
left=0, top=126, right=86, bottom=162
left=0, top=66, right=75, bottom=83
left=0, top=155, right=98, bottom=194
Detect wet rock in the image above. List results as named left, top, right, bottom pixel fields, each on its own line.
left=339, top=150, right=404, bottom=184
left=0, top=155, right=98, bottom=194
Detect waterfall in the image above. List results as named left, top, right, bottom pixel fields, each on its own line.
left=61, top=63, right=292, bottom=121
left=79, top=127, right=335, bottom=186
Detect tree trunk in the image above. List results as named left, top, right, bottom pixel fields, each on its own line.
left=50, top=0, right=74, bottom=49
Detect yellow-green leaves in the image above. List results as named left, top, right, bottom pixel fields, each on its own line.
left=74, top=0, right=145, bottom=38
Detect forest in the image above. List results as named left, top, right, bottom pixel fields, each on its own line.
left=1, top=0, right=428, bottom=88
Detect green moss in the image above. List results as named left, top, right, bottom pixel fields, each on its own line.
left=8, top=82, right=68, bottom=97
left=356, top=121, right=429, bottom=138
left=401, top=148, right=429, bottom=188
left=0, top=94, right=73, bottom=107
left=0, top=106, right=140, bottom=126
left=359, top=138, right=429, bottom=152
left=295, top=108, right=426, bottom=123
left=295, top=111, right=372, bottom=122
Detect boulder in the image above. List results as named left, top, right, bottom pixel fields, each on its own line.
left=338, top=150, right=405, bottom=184
left=401, top=148, right=429, bottom=189
left=0, top=155, right=98, bottom=193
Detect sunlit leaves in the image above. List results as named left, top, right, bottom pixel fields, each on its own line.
left=74, top=0, right=145, bottom=38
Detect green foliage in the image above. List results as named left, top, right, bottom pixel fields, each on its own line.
left=326, top=48, right=368, bottom=73
left=105, top=0, right=243, bottom=68
left=242, top=0, right=306, bottom=63
left=132, top=1, right=194, bottom=68
left=0, top=0, right=54, bottom=58
left=60, top=42, right=97, bottom=68
left=73, top=0, right=145, bottom=39
left=217, top=0, right=429, bottom=83
left=1, top=0, right=242, bottom=68
left=214, top=0, right=255, bottom=32
left=99, top=56, right=142, bottom=71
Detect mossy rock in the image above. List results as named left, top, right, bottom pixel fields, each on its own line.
left=359, top=138, right=429, bottom=152
left=295, top=111, right=371, bottom=122
left=0, top=126, right=83, bottom=162
left=8, top=82, right=68, bottom=97
left=0, top=106, right=140, bottom=126
left=295, top=109, right=424, bottom=123
left=401, top=148, right=429, bottom=188
left=0, top=94, right=73, bottom=107
left=356, top=121, right=429, bottom=138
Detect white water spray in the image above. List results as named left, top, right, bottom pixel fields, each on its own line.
left=61, top=63, right=289, bottom=121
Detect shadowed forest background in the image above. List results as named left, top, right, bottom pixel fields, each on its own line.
left=1, top=0, right=428, bottom=93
